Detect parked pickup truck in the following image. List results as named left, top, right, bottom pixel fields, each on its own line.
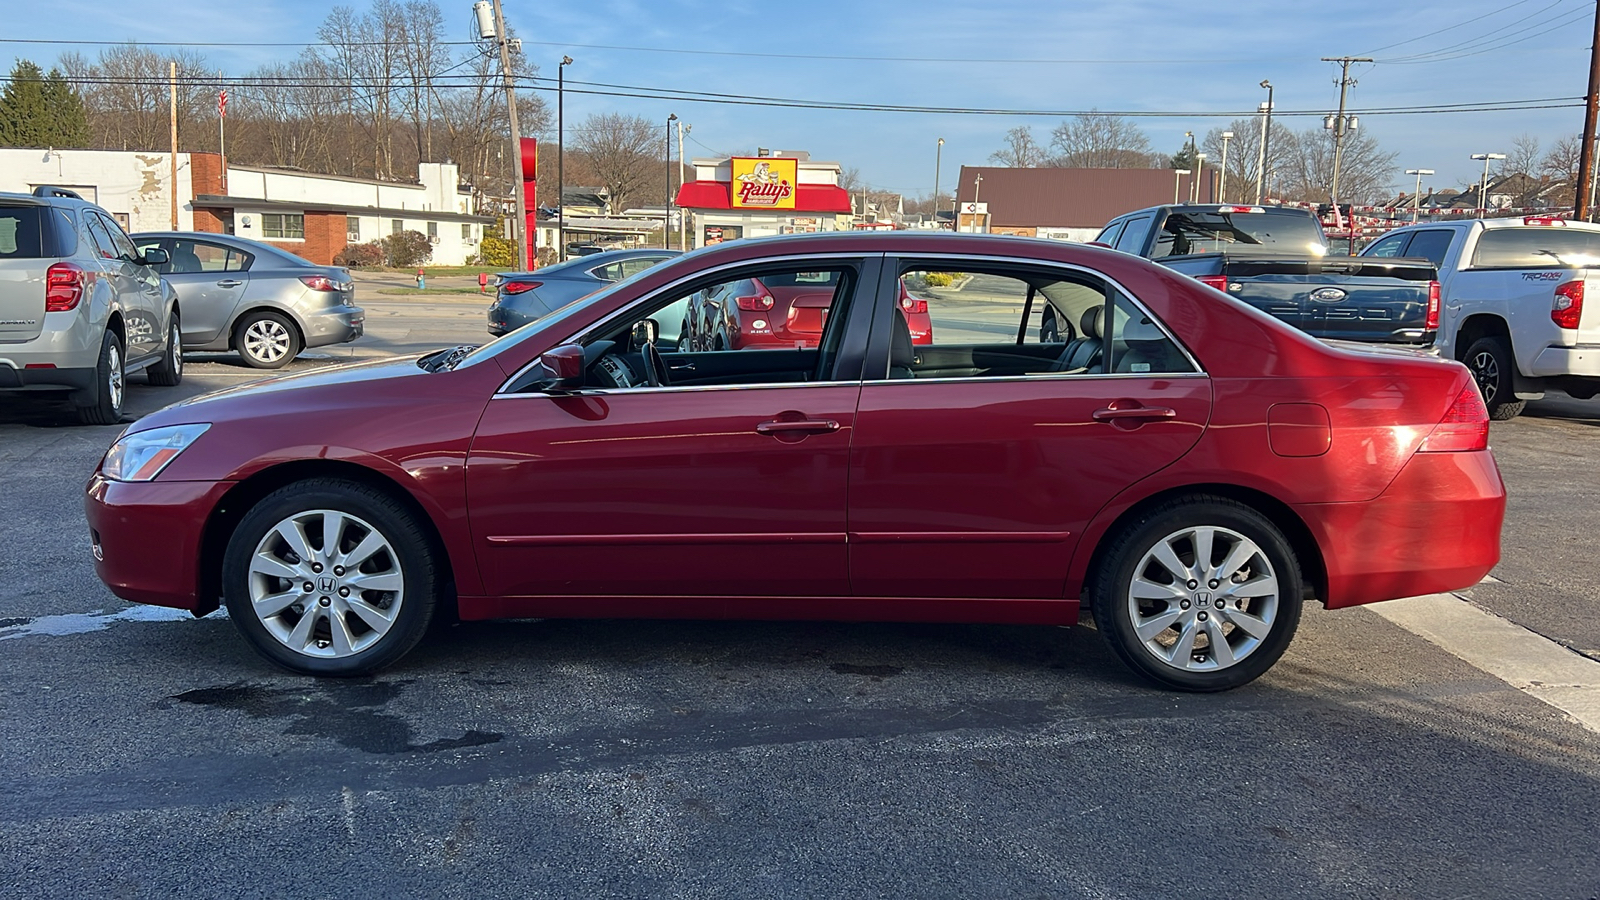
left=1361, top=215, right=1600, bottom=419
left=1093, top=204, right=1439, bottom=345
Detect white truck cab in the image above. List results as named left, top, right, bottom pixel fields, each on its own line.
left=1362, top=216, right=1600, bottom=419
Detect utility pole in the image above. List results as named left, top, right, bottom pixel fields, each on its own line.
left=972, top=173, right=983, bottom=232
left=557, top=55, right=572, bottom=261
left=677, top=120, right=689, bottom=249
left=489, top=0, right=528, bottom=269
left=169, top=61, right=178, bottom=230
left=1577, top=1, right=1600, bottom=220
left=1322, top=56, right=1372, bottom=222
left=217, top=71, right=227, bottom=196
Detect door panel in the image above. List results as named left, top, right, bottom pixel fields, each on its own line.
left=848, top=376, right=1211, bottom=599
left=467, top=384, right=859, bottom=599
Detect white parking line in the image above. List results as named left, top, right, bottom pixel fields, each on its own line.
left=1370, top=593, right=1600, bottom=733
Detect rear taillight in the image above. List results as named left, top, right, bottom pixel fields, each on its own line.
left=45, top=262, right=86, bottom=312
left=1425, top=281, right=1441, bottom=330
left=1195, top=274, right=1228, bottom=292
left=899, top=293, right=928, bottom=314
left=735, top=294, right=774, bottom=311
left=1418, top=383, right=1490, bottom=453
left=1217, top=205, right=1264, bottom=214
left=1553, top=280, right=1584, bottom=329
left=299, top=275, right=340, bottom=291
left=1523, top=216, right=1565, bottom=226
left=502, top=281, right=541, bottom=295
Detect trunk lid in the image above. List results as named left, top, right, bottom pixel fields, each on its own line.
left=0, top=204, right=51, bottom=343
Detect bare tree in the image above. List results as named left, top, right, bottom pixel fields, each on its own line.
left=1279, top=126, right=1397, bottom=205
left=1200, top=118, right=1298, bottom=202
left=989, top=126, right=1044, bottom=167
left=569, top=112, right=658, bottom=213
left=397, top=0, right=450, bottom=164
left=65, top=45, right=211, bottom=152
left=1495, top=133, right=1542, bottom=178
left=1538, top=133, right=1583, bottom=207
left=1047, top=111, right=1158, bottom=168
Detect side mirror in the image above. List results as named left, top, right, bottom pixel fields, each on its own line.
left=536, top=343, right=585, bottom=392
left=141, top=247, right=170, bottom=266
left=631, top=318, right=659, bottom=348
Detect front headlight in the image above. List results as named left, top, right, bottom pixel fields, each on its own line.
left=101, top=423, right=211, bottom=482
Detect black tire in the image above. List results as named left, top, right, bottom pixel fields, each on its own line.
left=1463, top=336, right=1524, bottom=421
left=76, top=330, right=125, bottom=426
left=146, top=313, right=184, bottom=386
left=1089, top=496, right=1303, bottom=692
left=235, top=310, right=302, bottom=369
left=222, top=478, right=439, bottom=676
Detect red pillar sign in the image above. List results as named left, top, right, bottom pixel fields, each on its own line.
left=520, top=137, right=538, bottom=270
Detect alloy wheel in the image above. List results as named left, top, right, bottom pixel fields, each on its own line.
left=244, top=318, right=293, bottom=365
left=1470, top=351, right=1499, bottom=404
left=246, top=509, right=405, bottom=659
left=107, top=342, right=124, bottom=411
left=1125, top=525, right=1280, bottom=672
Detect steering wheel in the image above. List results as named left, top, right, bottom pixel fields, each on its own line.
left=640, top=341, right=670, bottom=388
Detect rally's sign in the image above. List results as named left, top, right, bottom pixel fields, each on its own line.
left=731, top=157, right=798, bottom=209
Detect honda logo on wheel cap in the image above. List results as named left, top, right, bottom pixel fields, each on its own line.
left=319, top=576, right=335, bottom=592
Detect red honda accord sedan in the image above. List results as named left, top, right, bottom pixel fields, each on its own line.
left=85, top=232, right=1505, bottom=691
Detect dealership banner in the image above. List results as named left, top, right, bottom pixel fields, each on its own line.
left=730, top=157, right=798, bottom=210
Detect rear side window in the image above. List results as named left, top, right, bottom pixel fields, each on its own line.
left=1470, top=227, right=1600, bottom=268
left=1402, top=230, right=1454, bottom=268
left=1362, top=232, right=1408, bottom=258
left=0, top=206, right=45, bottom=258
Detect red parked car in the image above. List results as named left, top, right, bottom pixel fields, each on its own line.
left=688, top=271, right=933, bottom=351
left=85, top=232, right=1505, bottom=691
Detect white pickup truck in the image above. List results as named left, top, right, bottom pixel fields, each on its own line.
left=1361, top=216, right=1600, bottom=419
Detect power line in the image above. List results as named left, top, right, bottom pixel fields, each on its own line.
left=1360, top=0, right=1543, bottom=55
left=1377, top=1, right=1587, bottom=63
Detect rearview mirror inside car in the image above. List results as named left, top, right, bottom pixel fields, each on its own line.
left=536, top=343, right=586, bottom=392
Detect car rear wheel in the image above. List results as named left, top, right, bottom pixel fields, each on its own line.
left=76, top=330, right=125, bottom=426
left=222, top=478, right=438, bottom=676
left=1090, top=497, right=1302, bottom=692
left=146, top=315, right=184, bottom=386
left=1464, top=336, right=1524, bottom=420
left=236, top=311, right=301, bottom=369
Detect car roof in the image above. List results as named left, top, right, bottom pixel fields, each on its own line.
left=129, top=230, right=320, bottom=266
left=502, top=247, right=681, bottom=278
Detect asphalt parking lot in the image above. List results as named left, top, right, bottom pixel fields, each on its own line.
left=2, top=286, right=1599, bottom=898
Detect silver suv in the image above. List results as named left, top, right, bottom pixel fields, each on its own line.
left=0, top=187, right=182, bottom=424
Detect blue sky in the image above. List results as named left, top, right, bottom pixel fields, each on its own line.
left=4, top=0, right=1594, bottom=199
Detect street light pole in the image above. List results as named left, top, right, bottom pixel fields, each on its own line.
left=1472, top=153, right=1506, bottom=218
left=1194, top=153, right=1207, bottom=203
left=1256, top=80, right=1273, bottom=203
left=677, top=120, right=690, bottom=250
left=1404, top=168, right=1434, bottom=223
left=933, top=137, right=944, bottom=227
left=972, top=173, right=983, bottom=232
left=665, top=113, right=677, bottom=249
left=557, top=55, right=572, bottom=262
left=1219, top=132, right=1234, bottom=203
left=1173, top=168, right=1190, bottom=204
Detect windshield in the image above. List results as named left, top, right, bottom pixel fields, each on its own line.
left=1152, top=210, right=1328, bottom=258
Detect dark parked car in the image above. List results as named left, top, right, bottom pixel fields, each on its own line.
left=488, top=248, right=679, bottom=336
left=131, top=232, right=364, bottom=369
left=86, top=232, right=1503, bottom=692
left=684, top=271, right=935, bottom=352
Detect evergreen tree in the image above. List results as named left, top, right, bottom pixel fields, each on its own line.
left=0, top=60, right=89, bottom=148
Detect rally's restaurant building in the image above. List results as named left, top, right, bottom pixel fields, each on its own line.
left=674, top=151, right=853, bottom=247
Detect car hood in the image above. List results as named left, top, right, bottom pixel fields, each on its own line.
left=130, top=353, right=470, bottom=433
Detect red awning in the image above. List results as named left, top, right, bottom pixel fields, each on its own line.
left=675, top=181, right=852, bottom=214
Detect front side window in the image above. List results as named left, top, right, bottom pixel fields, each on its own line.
left=1402, top=230, right=1454, bottom=267
left=262, top=213, right=305, bottom=240
left=521, top=263, right=861, bottom=392
left=872, top=264, right=1196, bottom=380
left=1114, top=215, right=1154, bottom=253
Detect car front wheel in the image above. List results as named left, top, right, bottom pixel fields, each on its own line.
left=1090, top=497, right=1303, bottom=692
left=222, top=478, right=439, bottom=676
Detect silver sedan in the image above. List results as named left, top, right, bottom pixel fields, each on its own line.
left=131, top=232, right=365, bottom=368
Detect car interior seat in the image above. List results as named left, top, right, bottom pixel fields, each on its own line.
left=1051, top=306, right=1104, bottom=373
left=169, top=243, right=203, bottom=274
left=887, top=310, right=917, bottom=379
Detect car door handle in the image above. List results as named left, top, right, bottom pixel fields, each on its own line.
left=668, top=362, right=696, bottom=372
left=1093, top=405, right=1176, bottom=422
left=756, top=418, right=840, bottom=435
left=216, top=279, right=245, bottom=288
